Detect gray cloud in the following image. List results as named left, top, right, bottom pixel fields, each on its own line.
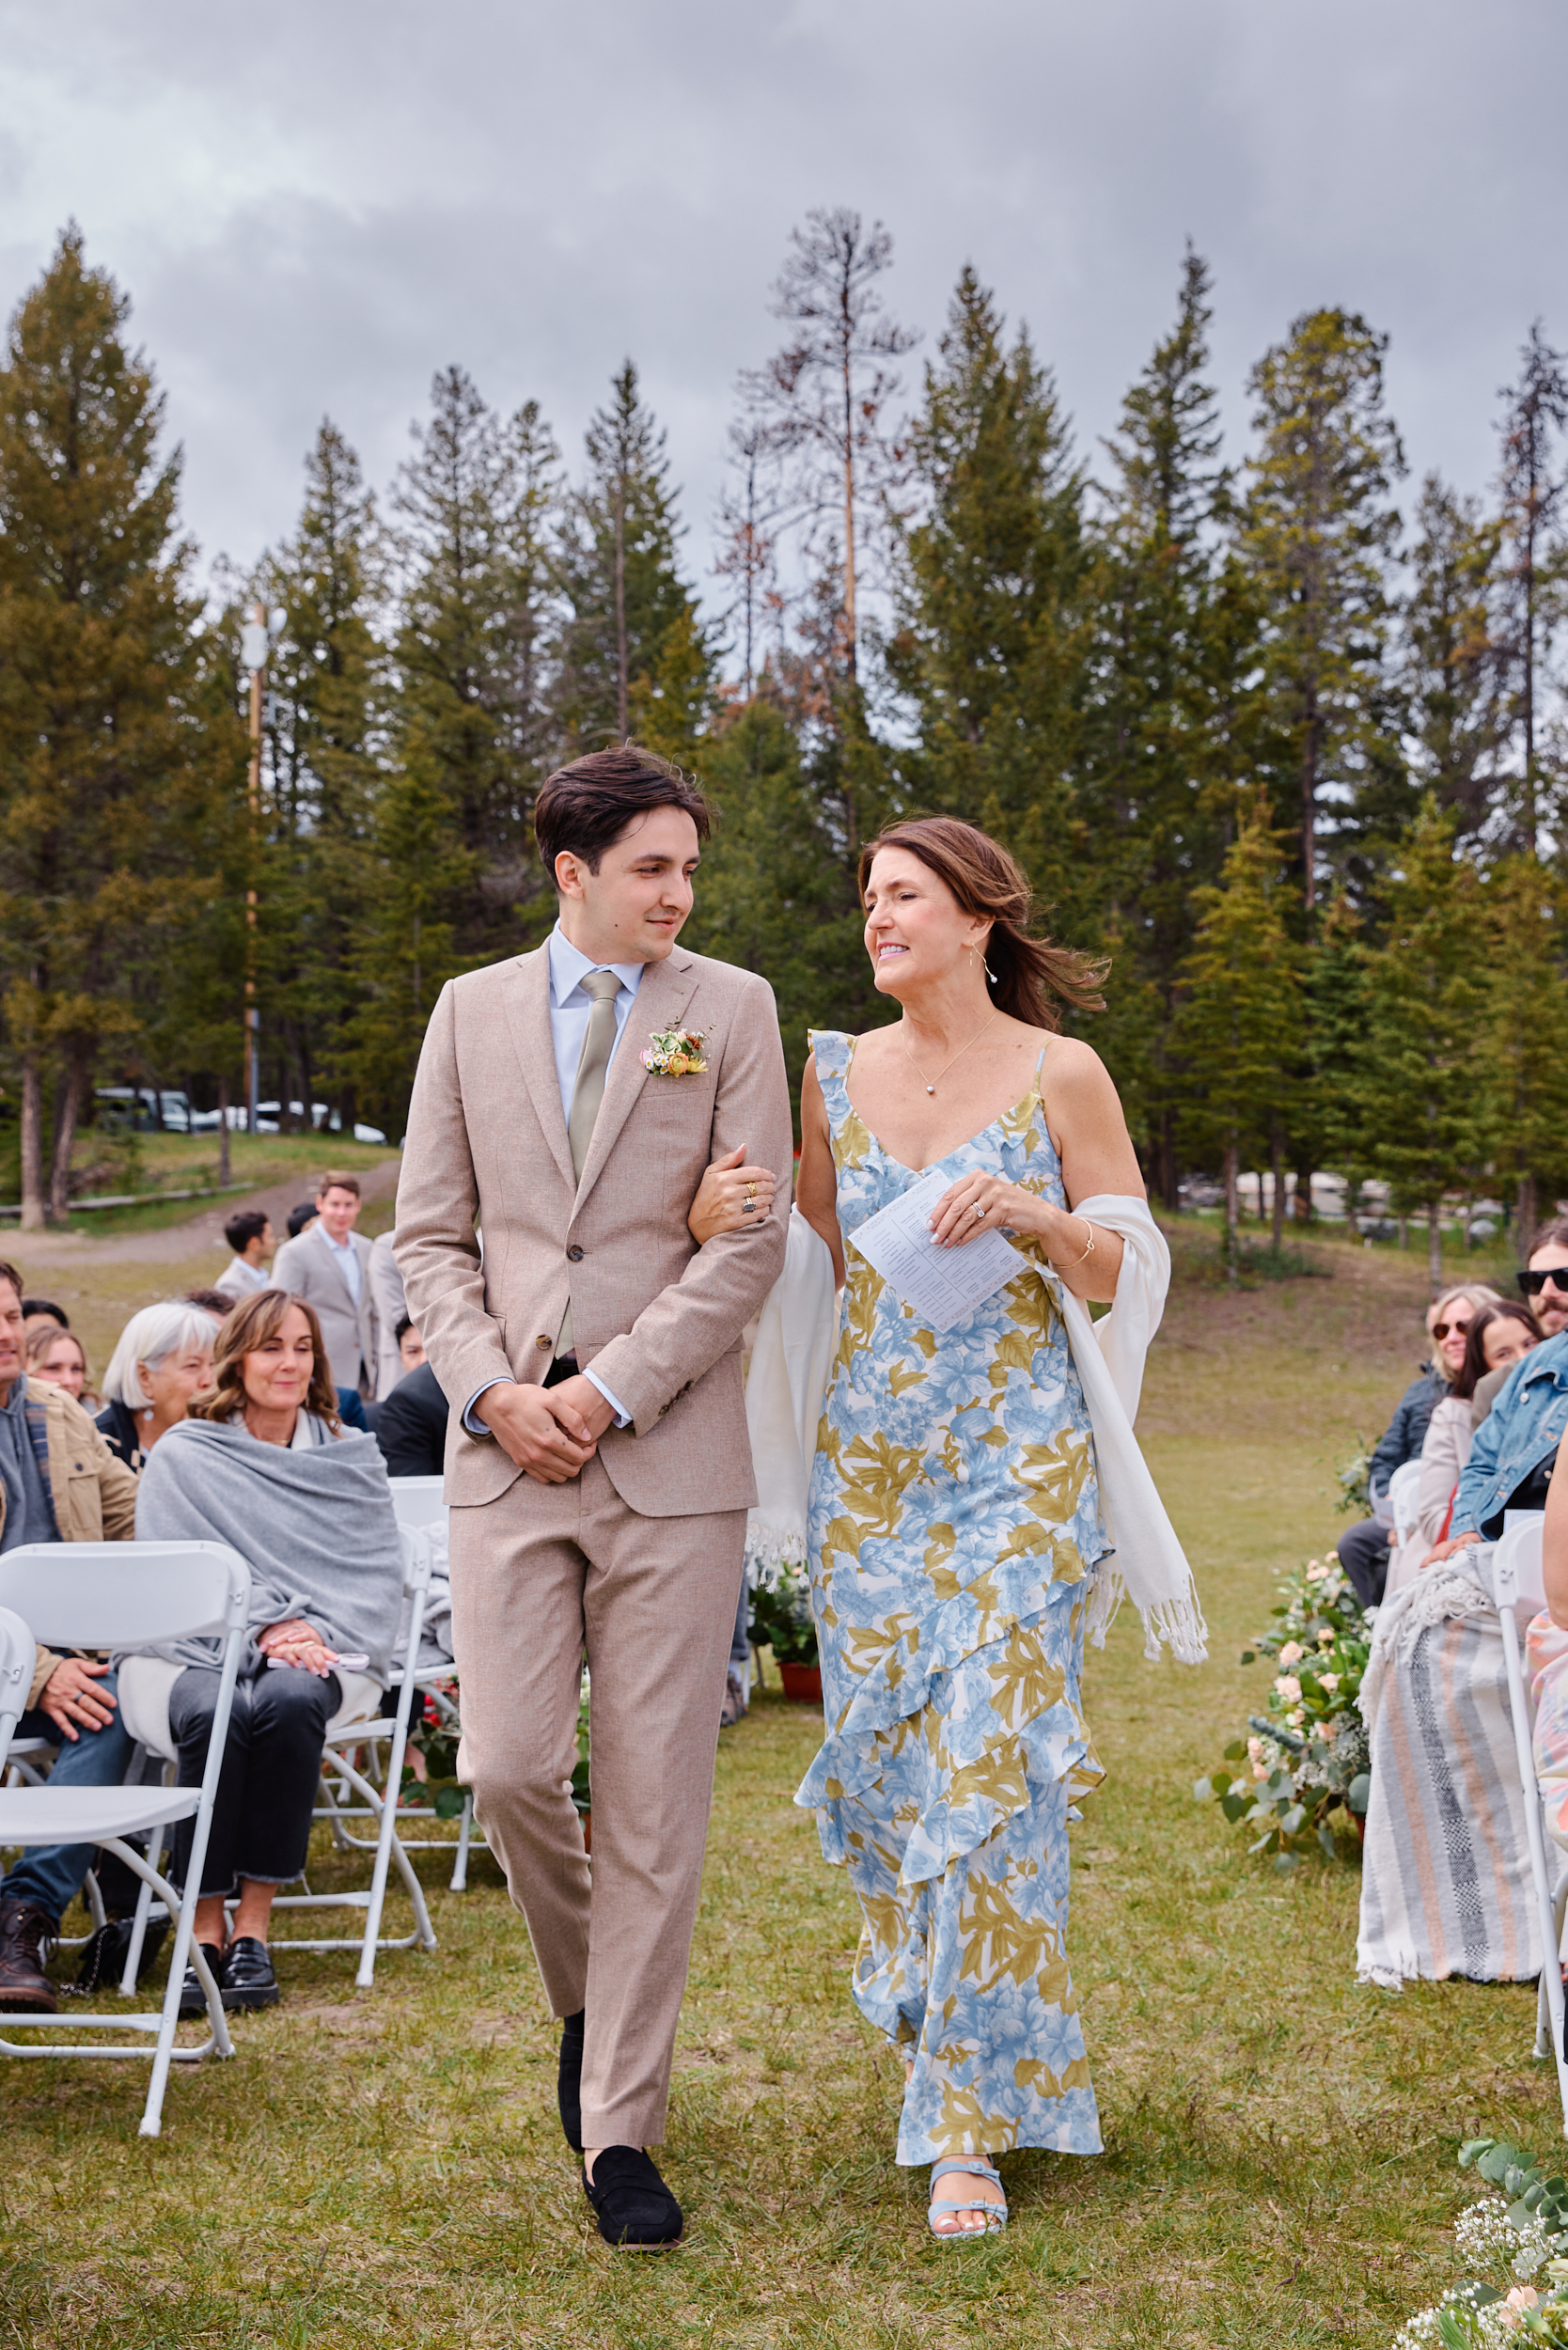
left=2, top=0, right=1564, bottom=612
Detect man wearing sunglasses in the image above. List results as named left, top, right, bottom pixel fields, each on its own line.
left=1429, top=1222, right=1568, bottom=1568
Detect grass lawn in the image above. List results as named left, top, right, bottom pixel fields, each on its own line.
left=0, top=1222, right=1554, bottom=2347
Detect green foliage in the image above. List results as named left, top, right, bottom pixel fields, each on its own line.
left=1196, top=1553, right=1370, bottom=1860
left=748, top=1564, right=820, bottom=1665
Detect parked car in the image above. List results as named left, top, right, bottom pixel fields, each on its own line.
left=94, top=1087, right=191, bottom=1134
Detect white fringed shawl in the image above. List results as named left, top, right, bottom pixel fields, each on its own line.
left=744, top=1193, right=1205, bottom=1664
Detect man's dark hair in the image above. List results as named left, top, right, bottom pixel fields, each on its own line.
left=0, top=1261, right=24, bottom=1306
left=395, top=1313, right=413, bottom=1346
left=20, top=1297, right=67, bottom=1328
left=224, top=1209, right=270, bottom=1255
left=534, top=744, right=712, bottom=876
left=287, top=1200, right=319, bottom=1239
left=184, top=1289, right=233, bottom=1318
left=1528, top=1215, right=1568, bottom=1262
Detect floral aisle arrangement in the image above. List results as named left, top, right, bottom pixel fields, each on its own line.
left=401, top=1678, right=467, bottom=1819
left=1194, top=1554, right=1372, bottom=1862
left=748, top=1563, right=819, bottom=1668
left=1392, top=2138, right=1568, bottom=2345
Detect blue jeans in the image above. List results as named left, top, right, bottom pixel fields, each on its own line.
left=2, top=1669, right=133, bottom=1926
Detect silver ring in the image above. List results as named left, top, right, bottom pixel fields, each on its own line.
left=742, top=1200, right=755, bottom=1214
left=973, top=1203, right=987, bottom=1220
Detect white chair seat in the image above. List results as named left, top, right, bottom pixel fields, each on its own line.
left=0, top=1785, right=200, bottom=1843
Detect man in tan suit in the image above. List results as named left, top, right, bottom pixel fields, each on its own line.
left=396, top=746, right=791, bottom=2249
left=270, top=1174, right=379, bottom=1396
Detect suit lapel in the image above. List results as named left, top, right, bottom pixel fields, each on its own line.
left=502, top=948, right=575, bottom=1192
left=311, top=1221, right=360, bottom=1311
left=573, top=949, right=698, bottom=1211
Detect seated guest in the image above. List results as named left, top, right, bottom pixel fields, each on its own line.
left=1336, top=1284, right=1499, bottom=1606
left=184, top=1289, right=235, bottom=1321
left=1384, top=1302, right=1540, bottom=1596
left=285, top=1200, right=319, bottom=1240
left=373, top=1322, right=446, bottom=1478
left=24, top=1322, right=90, bottom=1407
left=1475, top=1218, right=1568, bottom=1431
left=0, top=1258, right=138, bottom=2013
left=125, top=1289, right=401, bottom=2013
left=20, top=1298, right=68, bottom=1336
left=96, top=1303, right=217, bottom=1471
left=1427, top=1233, right=1568, bottom=1568
left=214, top=1210, right=274, bottom=1301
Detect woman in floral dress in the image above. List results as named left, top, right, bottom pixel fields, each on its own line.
left=794, top=816, right=1152, bottom=2238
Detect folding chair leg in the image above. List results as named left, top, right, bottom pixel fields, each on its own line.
left=451, top=1794, right=473, bottom=1893
left=120, top=1821, right=165, bottom=1998
left=82, top=1866, right=106, bottom=1933
left=1499, top=1605, right=1568, bottom=2137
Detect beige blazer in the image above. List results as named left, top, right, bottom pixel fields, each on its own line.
left=395, top=940, right=792, bottom=1518
left=270, top=1223, right=379, bottom=1395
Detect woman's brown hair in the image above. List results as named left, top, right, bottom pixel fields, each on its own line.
left=24, top=1322, right=86, bottom=1379
left=856, top=817, right=1107, bottom=1031
left=1455, top=1301, right=1539, bottom=1401
left=189, top=1290, right=341, bottom=1431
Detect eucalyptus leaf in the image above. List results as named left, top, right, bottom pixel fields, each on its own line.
left=1193, top=1778, right=1213, bottom=1803
left=1224, top=1742, right=1249, bottom=1761
left=1347, top=1772, right=1371, bottom=1816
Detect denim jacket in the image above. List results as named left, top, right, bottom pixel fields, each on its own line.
left=1450, top=1329, right=1568, bottom=1538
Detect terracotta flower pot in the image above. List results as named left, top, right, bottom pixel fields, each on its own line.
left=778, top=1661, right=823, bottom=1704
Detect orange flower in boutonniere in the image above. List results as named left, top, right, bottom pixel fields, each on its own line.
left=641, top=1026, right=708, bottom=1076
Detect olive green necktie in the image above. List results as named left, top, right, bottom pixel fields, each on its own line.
left=557, top=967, right=622, bottom=1359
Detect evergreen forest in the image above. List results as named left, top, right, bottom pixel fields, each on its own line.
left=2, top=215, right=1566, bottom=1262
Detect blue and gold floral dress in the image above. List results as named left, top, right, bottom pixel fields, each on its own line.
left=799, top=1030, right=1107, bottom=2167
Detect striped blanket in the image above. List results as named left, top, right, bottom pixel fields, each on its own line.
left=1356, top=1561, right=1541, bottom=1989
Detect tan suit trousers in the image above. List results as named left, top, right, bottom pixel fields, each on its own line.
left=448, top=1456, right=745, bottom=2149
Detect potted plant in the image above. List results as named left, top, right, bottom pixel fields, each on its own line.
left=749, top=1566, right=822, bottom=1703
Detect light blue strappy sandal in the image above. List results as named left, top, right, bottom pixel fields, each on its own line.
left=928, top=2156, right=1008, bottom=2238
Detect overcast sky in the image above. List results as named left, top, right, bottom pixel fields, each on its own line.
left=3, top=0, right=1564, bottom=626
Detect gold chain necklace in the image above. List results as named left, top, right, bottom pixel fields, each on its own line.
left=900, top=1007, right=999, bottom=1096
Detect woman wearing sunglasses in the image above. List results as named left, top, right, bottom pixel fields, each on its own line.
left=1428, top=1222, right=1568, bottom=1570
left=1385, top=1302, right=1540, bottom=1596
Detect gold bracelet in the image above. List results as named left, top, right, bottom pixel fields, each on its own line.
left=1059, top=1216, right=1095, bottom=1270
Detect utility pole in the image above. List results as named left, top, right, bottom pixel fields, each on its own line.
left=240, top=603, right=270, bottom=1135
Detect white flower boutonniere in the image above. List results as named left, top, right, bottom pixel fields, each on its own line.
left=641, top=1026, right=708, bottom=1076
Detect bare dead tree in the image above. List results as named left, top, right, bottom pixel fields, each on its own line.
left=1496, top=322, right=1568, bottom=851
left=712, top=421, right=790, bottom=697
left=740, top=208, right=917, bottom=680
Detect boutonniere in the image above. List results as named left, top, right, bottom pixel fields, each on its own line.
left=641, top=1026, right=708, bottom=1076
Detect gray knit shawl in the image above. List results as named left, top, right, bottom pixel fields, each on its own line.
left=132, top=1418, right=403, bottom=1680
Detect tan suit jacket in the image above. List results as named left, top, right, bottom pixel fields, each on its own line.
left=270, top=1223, right=379, bottom=1395
left=395, top=939, right=792, bottom=1518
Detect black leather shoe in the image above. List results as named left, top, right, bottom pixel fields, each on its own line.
left=219, top=1936, right=278, bottom=2011
left=558, top=2008, right=585, bottom=2151
left=178, top=1942, right=226, bottom=2017
left=583, top=2146, right=682, bottom=2249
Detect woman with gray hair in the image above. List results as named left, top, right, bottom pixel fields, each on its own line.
left=95, top=1302, right=218, bottom=1472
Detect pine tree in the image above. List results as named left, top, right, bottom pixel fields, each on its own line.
left=0, top=226, right=242, bottom=1225
left=554, top=362, right=711, bottom=759
left=1242, top=309, right=1405, bottom=911
left=1172, top=802, right=1302, bottom=1279
left=1352, top=801, right=1488, bottom=1291
left=886, top=269, right=1090, bottom=920
left=1084, top=247, right=1266, bottom=1199
left=1478, top=855, right=1568, bottom=1238
left=1495, top=325, right=1568, bottom=850
left=741, top=209, right=918, bottom=681
left=1403, top=474, right=1505, bottom=838
left=252, top=421, right=384, bottom=1128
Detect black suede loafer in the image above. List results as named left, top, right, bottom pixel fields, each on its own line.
left=558, top=2008, right=585, bottom=2151
left=219, top=1936, right=279, bottom=2011
left=583, top=2146, right=682, bottom=2250
left=178, top=1941, right=226, bottom=2017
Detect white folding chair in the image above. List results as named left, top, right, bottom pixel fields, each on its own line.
left=1484, top=1515, right=1568, bottom=2136
left=1388, top=1459, right=1423, bottom=1549
left=267, top=1523, right=438, bottom=1986
left=0, top=1607, right=36, bottom=1769
left=368, top=1475, right=489, bottom=1891
left=0, top=1541, right=249, bottom=2138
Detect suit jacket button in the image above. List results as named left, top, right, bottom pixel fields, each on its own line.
left=535, top=1336, right=552, bottom=1350
left=567, top=1245, right=584, bottom=1262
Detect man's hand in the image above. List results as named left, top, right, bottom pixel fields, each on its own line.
left=546, top=1375, right=617, bottom=1442
left=39, top=1656, right=118, bottom=1742
left=476, top=1380, right=602, bottom=1484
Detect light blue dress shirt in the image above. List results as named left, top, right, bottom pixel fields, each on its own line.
left=319, top=1224, right=362, bottom=1303
left=463, top=924, right=640, bottom=1436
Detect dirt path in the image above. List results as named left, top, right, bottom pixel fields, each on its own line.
left=2, top=1156, right=401, bottom=1372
